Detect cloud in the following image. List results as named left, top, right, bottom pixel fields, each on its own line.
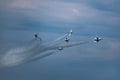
left=9, top=0, right=36, bottom=10
left=1, top=0, right=120, bottom=29
left=98, top=0, right=115, bottom=5
left=0, top=0, right=120, bottom=67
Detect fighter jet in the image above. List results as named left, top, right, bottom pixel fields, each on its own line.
left=94, top=36, right=102, bottom=43
left=34, top=33, right=42, bottom=41
left=34, top=33, right=38, bottom=39
left=65, top=29, right=73, bottom=43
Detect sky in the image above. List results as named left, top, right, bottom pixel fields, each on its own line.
left=0, top=0, right=120, bottom=80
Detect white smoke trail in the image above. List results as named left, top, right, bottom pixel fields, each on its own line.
left=26, top=50, right=57, bottom=64
left=0, top=35, right=66, bottom=67
left=0, top=47, right=28, bottom=67
left=0, top=39, right=53, bottom=67
left=54, top=33, right=67, bottom=42
left=0, top=33, right=70, bottom=67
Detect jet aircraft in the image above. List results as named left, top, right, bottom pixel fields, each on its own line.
left=94, top=36, right=102, bottom=43
left=65, top=29, right=72, bottom=43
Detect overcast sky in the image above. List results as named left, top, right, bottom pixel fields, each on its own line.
left=0, top=0, right=120, bottom=80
